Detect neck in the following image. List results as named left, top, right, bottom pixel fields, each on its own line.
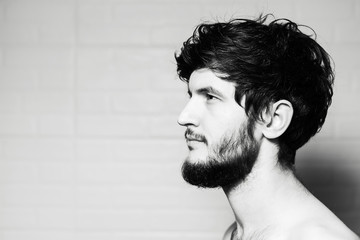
left=223, top=143, right=310, bottom=239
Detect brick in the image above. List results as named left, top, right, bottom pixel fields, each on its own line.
left=0, top=114, right=37, bottom=135
left=332, top=69, right=357, bottom=94
left=75, top=185, right=116, bottom=207
left=76, top=185, right=227, bottom=210
left=331, top=93, right=360, bottom=115
left=3, top=138, right=74, bottom=162
left=148, top=114, right=184, bottom=138
left=76, top=208, right=232, bottom=231
left=37, top=115, right=74, bottom=135
left=0, top=207, right=75, bottom=230
left=77, top=47, right=114, bottom=67
left=38, top=67, right=74, bottom=90
left=302, top=22, right=334, bottom=45
left=151, top=25, right=195, bottom=47
left=77, top=92, right=111, bottom=114
left=153, top=12, right=330, bottom=47
left=314, top=115, right=335, bottom=139
left=1, top=230, right=75, bottom=240
left=0, top=66, right=38, bottom=90
left=112, top=139, right=187, bottom=163
left=334, top=117, right=360, bottom=138
left=112, top=3, right=161, bottom=26
left=0, top=140, right=3, bottom=157
left=78, top=4, right=113, bottom=24
left=36, top=208, right=75, bottom=229
left=77, top=48, right=177, bottom=90
left=5, top=2, right=75, bottom=25
left=112, top=2, right=258, bottom=28
left=39, top=23, right=75, bottom=44
left=75, top=139, right=114, bottom=162
left=0, top=208, right=38, bottom=229
left=74, top=232, right=220, bottom=240
left=76, top=138, right=187, bottom=163
left=295, top=1, right=355, bottom=21
left=78, top=24, right=150, bottom=45
left=0, top=93, right=22, bottom=113
left=335, top=22, right=360, bottom=43
left=0, top=162, right=38, bottom=184
left=76, top=115, right=150, bottom=137
left=0, top=48, right=3, bottom=65
left=112, top=3, right=196, bottom=27
left=150, top=71, right=186, bottom=90
left=5, top=47, right=74, bottom=66
left=329, top=45, right=360, bottom=69
left=111, top=91, right=187, bottom=114
left=22, top=92, right=74, bottom=114
left=77, top=64, right=149, bottom=90
left=0, top=3, right=4, bottom=22
left=1, top=184, right=75, bottom=207
left=113, top=48, right=172, bottom=69
left=0, top=0, right=359, bottom=238
left=0, top=23, right=38, bottom=43
left=76, top=162, right=181, bottom=186
left=349, top=68, right=360, bottom=93
left=38, top=163, right=75, bottom=184
left=261, top=3, right=296, bottom=19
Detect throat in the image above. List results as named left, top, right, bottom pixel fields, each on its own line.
left=224, top=161, right=304, bottom=240
left=231, top=225, right=270, bottom=240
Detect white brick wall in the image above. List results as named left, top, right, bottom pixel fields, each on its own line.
left=0, top=0, right=359, bottom=239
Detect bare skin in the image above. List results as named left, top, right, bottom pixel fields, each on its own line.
left=222, top=139, right=359, bottom=240
left=178, top=69, right=359, bottom=240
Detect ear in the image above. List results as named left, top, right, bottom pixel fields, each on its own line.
left=261, top=100, right=293, bottom=139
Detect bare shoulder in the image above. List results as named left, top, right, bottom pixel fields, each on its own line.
left=289, top=222, right=360, bottom=240
left=222, top=222, right=236, bottom=240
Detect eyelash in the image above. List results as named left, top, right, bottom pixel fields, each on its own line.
left=206, top=94, right=216, bottom=100
left=187, top=93, right=218, bottom=101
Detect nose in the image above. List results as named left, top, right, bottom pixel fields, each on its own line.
left=177, top=101, right=200, bottom=127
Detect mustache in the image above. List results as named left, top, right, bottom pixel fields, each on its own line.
left=184, top=128, right=208, bottom=145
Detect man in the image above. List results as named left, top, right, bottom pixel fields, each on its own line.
left=175, top=15, right=359, bottom=240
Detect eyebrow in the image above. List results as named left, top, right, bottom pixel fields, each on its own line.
left=188, top=86, right=225, bottom=98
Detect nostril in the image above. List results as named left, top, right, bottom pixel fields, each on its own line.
left=177, top=109, right=188, bottom=126
left=177, top=114, right=187, bottom=126
left=177, top=101, right=199, bottom=127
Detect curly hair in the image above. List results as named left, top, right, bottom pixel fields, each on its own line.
left=175, top=15, right=334, bottom=168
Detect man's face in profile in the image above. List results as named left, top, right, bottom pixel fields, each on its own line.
left=178, top=69, right=260, bottom=188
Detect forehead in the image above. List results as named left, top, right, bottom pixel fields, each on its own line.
left=188, top=69, right=236, bottom=96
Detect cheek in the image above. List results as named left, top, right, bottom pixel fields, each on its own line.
left=207, top=118, right=242, bottom=143
left=204, top=103, right=246, bottom=144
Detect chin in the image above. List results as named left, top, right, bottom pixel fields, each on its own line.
left=186, top=150, right=208, bottom=164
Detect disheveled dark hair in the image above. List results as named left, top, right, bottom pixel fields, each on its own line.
left=175, top=14, right=334, bottom=168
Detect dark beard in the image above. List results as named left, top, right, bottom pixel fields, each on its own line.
left=181, top=119, right=260, bottom=189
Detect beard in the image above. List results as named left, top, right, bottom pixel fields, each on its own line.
left=181, top=118, right=260, bottom=189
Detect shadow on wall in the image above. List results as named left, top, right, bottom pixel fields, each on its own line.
left=296, top=149, right=360, bottom=235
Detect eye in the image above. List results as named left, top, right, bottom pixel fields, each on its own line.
left=206, top=94, right=217, bottom=101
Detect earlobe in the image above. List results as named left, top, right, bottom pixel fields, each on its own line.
left=261, top=100, right=293, bottom=139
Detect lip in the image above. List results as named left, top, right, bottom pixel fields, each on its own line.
left=185, top=138, right=203, bottom=142
left=185, top=138, right=204, bottom=150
